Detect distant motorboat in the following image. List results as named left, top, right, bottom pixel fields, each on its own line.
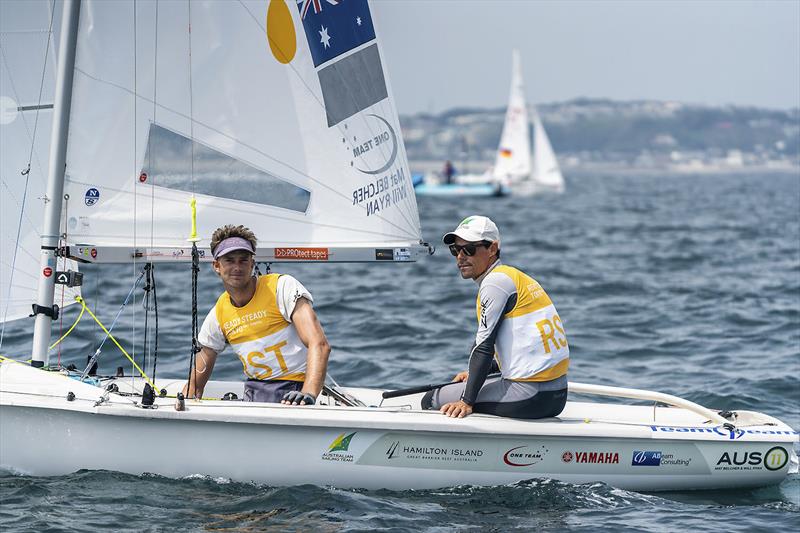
left=414, top=181, right=509, bottom=197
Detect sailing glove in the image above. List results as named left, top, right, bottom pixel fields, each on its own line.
left=282, top=391, right=316, bottom=406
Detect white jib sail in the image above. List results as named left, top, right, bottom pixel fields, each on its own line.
left=531, top=110, right=564, bottom=191
left=61, top=0, right=421, bottom=258
left=0, top=0, right=80, bottom=327
left=492, top=49, right=531, bottom=182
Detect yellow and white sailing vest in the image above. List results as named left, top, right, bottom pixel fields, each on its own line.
left=216, top=274, right=307, bottom=382
left=476, top=265, right=569, bottom=381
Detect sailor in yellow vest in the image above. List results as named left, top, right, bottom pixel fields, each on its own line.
left=176, top=225, right=331, bottom=407
left=422, top=216, right=569, bottom=419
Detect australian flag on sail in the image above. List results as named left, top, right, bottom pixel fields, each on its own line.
left=297, top=0, right=388, bottom=127
left=297, top=0, right=376, bottom=67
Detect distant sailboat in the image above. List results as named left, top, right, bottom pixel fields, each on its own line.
left=424, top=50, right=564, bottom=197
left=492, top=49, right=564, bottom=195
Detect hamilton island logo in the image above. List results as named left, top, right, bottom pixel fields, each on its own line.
left=322, top=432, right=357, bottom=462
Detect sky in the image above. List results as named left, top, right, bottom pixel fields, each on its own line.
left=371, top=0, right=800, bottom=115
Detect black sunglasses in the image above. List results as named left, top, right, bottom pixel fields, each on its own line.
left=448, top=241, right=491, bottom=257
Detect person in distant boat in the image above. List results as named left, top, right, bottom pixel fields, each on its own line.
left=176, top=224, right=330, bottom=409
left=443, top=160, right=456, bottom=184
left=422, top=216, right=569, bottom=419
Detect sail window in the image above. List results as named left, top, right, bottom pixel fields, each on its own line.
left=140, top=124, right=310, bottom=213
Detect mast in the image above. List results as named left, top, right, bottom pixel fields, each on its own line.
left=31, top=0, right=81, bottom=367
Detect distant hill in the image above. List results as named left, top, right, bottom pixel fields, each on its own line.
left=400, top=99, right=799, bottom=172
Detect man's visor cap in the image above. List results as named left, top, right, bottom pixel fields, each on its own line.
left=213, top=237, right=255, bottom=259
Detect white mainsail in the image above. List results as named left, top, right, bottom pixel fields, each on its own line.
left=492, top=49, right=531, bottom=182
left=61, top=0, right=421, bottom=259
left=0, top=0, right=80, bottom=327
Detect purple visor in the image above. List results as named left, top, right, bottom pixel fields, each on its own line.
left=213, top=237, right=255, bottom=259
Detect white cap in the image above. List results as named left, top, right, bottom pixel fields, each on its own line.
left=442, top=216, right=500, bottom=245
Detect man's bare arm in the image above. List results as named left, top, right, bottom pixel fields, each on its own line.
left=290, top=298, right=330, bottom=400
left=177, top=346, right=218, bottom=405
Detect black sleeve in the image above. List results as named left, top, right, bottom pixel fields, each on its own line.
left=460, top=293, right=516, bottom=405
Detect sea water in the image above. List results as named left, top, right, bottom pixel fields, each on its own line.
left=1, top=172, right=798, bottom=531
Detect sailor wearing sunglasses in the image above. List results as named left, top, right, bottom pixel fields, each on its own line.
left=422, top=216, right=569, bottom=419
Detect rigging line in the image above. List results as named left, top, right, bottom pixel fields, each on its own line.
left=25, top=0, right=56, bottom=182
left=0, top=2, right=56, bottom=348
left=187, top=0, right=195, bottom=196
left=85, top=267, right=147, bottom=371
left=150, top=263, right=159, bottom=382
left=132, top=0, right=139, bottom=389
left=48, top=304, right=84, bottom=351
left=238, top=1, right=419, bottom=237
left=187, top=243, right=200, bottom=399
left=186, top=0, right=198, bottom=398
left=142, top=264, right=151, bottom=384
left=57, top=190, right=71, bottom=365
left=0, top=30, right=52, bottom=35
left=150, top=0, right=159, bottom=251
left=68, top=68, right=416, bottom=241
left=75, top=296, right=158, bottom=391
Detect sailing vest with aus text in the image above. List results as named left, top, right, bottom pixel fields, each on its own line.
left=476, top=265, right=569, bottom=381
left=215, top=274, right=306, bottom=382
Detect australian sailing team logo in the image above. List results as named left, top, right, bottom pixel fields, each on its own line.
left=321, top=432, right=357, bottom=462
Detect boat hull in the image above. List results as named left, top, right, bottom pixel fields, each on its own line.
left=414, top=183, right=509, bottom=197
left=1, top=363, right=796, bottom=490
left=1, top=404, right=793, bottom=491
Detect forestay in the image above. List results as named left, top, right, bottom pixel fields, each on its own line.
left=61, top=0, right=422, bottom=262
left=0, top=0, right=80, bottom=325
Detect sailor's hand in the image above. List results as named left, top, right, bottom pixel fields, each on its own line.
left=281, top=391, right=317, bottom=406
left=452, top=371, right=469, bottom=383
left=440, top=400, right=473, bottom=418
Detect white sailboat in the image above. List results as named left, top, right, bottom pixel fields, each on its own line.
left=491, top=49, right=564, bottom=195
left=1, top=1, right=797, bottom=492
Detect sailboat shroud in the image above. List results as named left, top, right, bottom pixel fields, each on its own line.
left=1, top=1, right=797, bottom=491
